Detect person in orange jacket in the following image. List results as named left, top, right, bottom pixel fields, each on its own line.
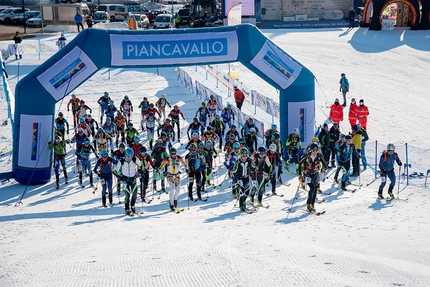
left=329, top=98, right=343, bottom=124
left=348, top=98, right=358, bottom=128
left=356, top=99, right=369, bottom=130
left=233, top=85, right=245, bottom=110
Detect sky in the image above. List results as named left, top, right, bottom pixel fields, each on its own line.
left=0, top=26, right=429, bottom=286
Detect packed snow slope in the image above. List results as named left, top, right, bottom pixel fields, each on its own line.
left=0, top=27, right=429, bottom=286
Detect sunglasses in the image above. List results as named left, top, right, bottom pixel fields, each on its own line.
left=260, top=152, right=266, bottom=156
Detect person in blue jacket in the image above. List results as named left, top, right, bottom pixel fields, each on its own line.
left=74, top=11, right=84, bottom=32
left=378, top=143, right=402, bottom=200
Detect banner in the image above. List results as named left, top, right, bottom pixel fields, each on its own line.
left=253, top=118, right=264, bottom=139
left=110, top=32, right=239, bottom=66
left=237, top=110, right=247, bottom=128
left=18, top=114, right=52, bottom=168
left=227, top=3, right=242, bottom=80
left=288, top=100, right=315, bottom=144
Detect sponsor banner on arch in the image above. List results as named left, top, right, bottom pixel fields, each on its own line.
left=110, top=32, right=239, bottom=66
left=288, top=100, right=315, bottom=144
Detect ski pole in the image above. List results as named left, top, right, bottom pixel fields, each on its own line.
left=286, top=182, right=301, bottom=219
left=397, top=165, right=401, bottom=199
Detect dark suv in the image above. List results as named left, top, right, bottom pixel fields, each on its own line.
left=177, top=8, right=190, bottom=24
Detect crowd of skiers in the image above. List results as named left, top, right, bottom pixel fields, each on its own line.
left=49, top=85, right=402, bottom=216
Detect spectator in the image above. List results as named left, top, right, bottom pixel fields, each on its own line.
left=56, top=33, right=67, bottom=50
left=174, top=13, right=181, bottom=28
left=86, top=15, right=93, bottom=28
left=74, top=11, right=84, bottom=32
left=348, top=7, right=356, bottom=28
left=356, top=99, right=369, bottom=130
left=12, top=31, right=23, bottom=60
left=329, top=98, right=343, bottom=124
left=233, top=85, right=245, bottom=110
left=339, top=73, right=349, bottom=107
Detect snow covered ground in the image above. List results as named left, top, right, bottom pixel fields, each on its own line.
left=0, top=27, right=430, bottom=286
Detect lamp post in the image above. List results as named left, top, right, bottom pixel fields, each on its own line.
left=22, top=0, right=26, bottom=34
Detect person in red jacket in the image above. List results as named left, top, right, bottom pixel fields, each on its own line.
left=233, top=85, right=245, bottom=110
left=356, top=99, right=369, bottom=130
left=329, top=98, right=343, bottom=124
left=348, top=98, right=358, bottom=128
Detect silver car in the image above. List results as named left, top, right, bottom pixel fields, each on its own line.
left=153, top=14, right=173, bottom=29
left=0, top=7, right=30, bottom=24
left=26, top=15, right=42, bottom=28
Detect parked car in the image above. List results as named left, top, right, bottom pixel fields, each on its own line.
left=0, top=7, right=30, bottom=24
left=177, top=7, right=189, bottom=24
left=124, top=13, right=150, bottom=29
left=153, top=14, right=173, bottom=29
left=87, top=3, right=98, bottom=14
left=98, top=4, right=120, bottom=21
left=114, top=4, right=149, bottom=22
left=26, top=15, right=42, bottom=28
left=92, top=11, right=109, bottom=24
left=147, top=9, right=169, bottom=23
left=11, top=11, right=40, bottom=25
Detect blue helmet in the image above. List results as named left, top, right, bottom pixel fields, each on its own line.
left=206, top=141, right=212, bottom=147
left=233, top=142, right=240, bottom=149
left=134, top=136, right=140, bottom=142
left=198, top=142, right=205, bottom=148
left=271, top=124, right=277, bottom=130
left=104, top=92, right=109, bottom=97
left=125, top=148, right=134, bottom=158
left=100, top=150, right=108, bottom=157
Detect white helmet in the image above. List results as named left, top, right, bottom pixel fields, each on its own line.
left=161, top=94, right=166, bottom=99
left=269, top=144, right=277, bottom=152
left=293, top=128, right=299, bottom=135
left=250, top=128, right=256, bottom=133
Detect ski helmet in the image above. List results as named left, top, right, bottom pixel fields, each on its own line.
left=248, top=117, right=254, bottom=122
left=215, top=114, right=220, bottom=119
left=169, top=147, right=177, bottom=155
left=309, top=143, right=319, bottom=152
left=271, top=124, right=277, bottom=130
left=189, top=143, right=197, bottom=151
left=149, top=103, right=154, bottom=107
left=87, top=114, right=92, bottom=118
left=201, top=102, right=206, bottom=107
left=233, top=142, right=240, bottom=149
left=77, top=128, right=84, bottom=133
left=98, top=127, right=103, bottom=133
left=139, top=146, right=147, bottom=154
left=125, top=148, right=134, bottom=158
left=84, top=139, right=90, bottom=145
left=387, top=143, right=395, bottom=151
left=161, top=94, right=166, bottom=99
left=79, top=118, right=85, bottom=123
left=119, top=143, right=126, bottom=149
left=239, top=138, right=246, bottom=145
left=148, top=112, right=154, bottom=117
left=207, top=126, right=212, bottom=131
left=269, top=144, right=277, bottom=152
left=240, top=148, right=249, bottom=156
left=293, top=128, right=299, bottom=135
left=134, top=136, right=140, bottom=142
left=55, top=136, right=61, bottom=142
left=274, top=133, right=280, bottom=140
left=229, top=134, right=236, bottom=140
left=124, top=95, right=128, bottom=100
left=109, top=100, right=114, bottom=105
left=100, top=150, right=108, bottom=157
left=193, top=117, right=198, bottom=122
left=227, top=103, right=232, bottom=109
left=165, top=118, right=171, bottom=122
left=232, top=125, right=236, bottom=129
left=128, top=122, right=133, bottom=126
left=104, top=92, right=109, bottom=97
left=173, top=105, right=178, bottom=109
left=206, top=141, right=212, bottom=148
left=198, top=142, right=205, bottom=148
left=58, top=112, right=63, bottom=117
left=250, top=128, right=256, bottom=133
left=345, top=135, right=352, bottom=140
left=192, top=132, right=199, bottom=138
left=312, top=137, right=319, bottom=143
left=160, top=132, right=167, bottom=138
left=258, top=146, right=266, bottom=154
left=71, top=94, right=76, bottom=98
left=156, top=139, right=163, bottom=144
left=80, top=100, right=85, bottom=104
left=106, top=118, right=111, bottom=123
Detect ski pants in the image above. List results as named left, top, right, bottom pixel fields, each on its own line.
left=123, top=176, right=138, bottom=213
left=167, top=173, right=181, bottom=206
left=237, top=177, right=250, bottom=210
left=153, top=168, right=165, bottom=190
left=140, top=170, right=149, bottom=199
left=188, top=170, right=202, bottom=199
left=251, top=175, right=266, bottom=203
left=352, top=150, right=361, bottom=174
left=172, top=119, right=180, bottom=139
left=379, top=170, right=396, bottom=192
left=305, top=173, right=319, bottom=205
left=100, top=174, right=113, bottom=205
left=54, top=155, right=66, bottom=176
left=339, top=160, right=351, bottom=184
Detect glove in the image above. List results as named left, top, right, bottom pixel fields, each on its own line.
left=237, top=180, right=243, bottom=187
left=182, top=117, right=185, bottom=120
left=186, top=169, right=189, bottom=173
left=67, top=109, right=70, bottom=112
left=67, top=130, right=69, bottom=135
left=321, top=169, right=326, bottom=175
left=357, top=154, right=361, bottom=159
left=214, top=154, right=218, bottom=158
left=339, top=88, right=342, bottom=92
left=298, top=176, right=302, bottom=182
left=66, top=139, right=70, bottom=144
left=398, top=162, right=402, bottom=167
left=263, top=172, right=269, bottom=179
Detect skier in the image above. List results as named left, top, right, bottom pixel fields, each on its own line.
left=54, top=112, right=69, bottom=140
left=151, top=139, right=168, bottom=193
left=339, top=73, right=349, bottom=107
left=102, top=118, right=117, bottom=154
left=104, top=100, right=118, bottom=123
left=241, top=117, right=258, bottom=137
left=138, top=96, right=151, bottom=131
left=114, top=111, right=127, bottom=148
left=211, top=114, right=224, bottom=149
left=225, top=124, right=239, bottom=141
left=124, top=122, right=139, bottom=147
left=329, top=98, right=343, bottom=124
left=336, top=134, right=357, bottom=190
left=75, top=117, right=90, bottom=137
left=328, top=123, right=340, bottom=168
left=77, top=139, right=98, bottom=188
left=185, top=143, right=206, bottom=201
left=168, top=105, right=185, bottom=142
left=206, top=95, right=218, bottom=122
left=67, top=94, right=81, bottom=128
left=155, top=94, right=171, bottom=121
left=93, top=150, right=118, bottom=207
left=358, top=123, right=369, bottom=169
left=224, top=142, right=241, bottom=196
left=145, top=112, right=160, bottom=150
left=233, top=85, right=245, bottom=110
left=221, top=103, right=235, bottom=134
left=202, top=126, right=219, bottom=147
left=204, top=140, right=218, bottom=187
left=75, top=100, right=92, bottom=124
left=187, top=118, right=204, bottom=140
left=136, top=146, right=154, bottom=202
left=251, top=146, right=271, bottom=206
left=351, top=125, right=363, bottom=176
left=224, top=133, right=237, bottom=155
left=244, top=127, right=258, bottom=154
left=113, top=147, right=142, bottom=216
left=356, top=99, right=370, bottom=130
left=378, top=143, right=402, bottom=200
left=297, top=143, right=327, bottom=213
left=285, top=128, right=302, bottom=173
left=70, top=128, right=88, bottom=168
left=120, top=95, right=133, bottom=122
left=157, top=118, right=175, bottom=141
left=85, top=114, right=98, bottom=139
left=184, top=132, right=202, bottom=150
left=158, top=132, right=173, bottom=152
left=267, top=143, right=283, bottom=189
left=97, top=92, right=111, bottom=124
left=197, top=142, right=210, bottom=192
left=143, top=103, right=161, bottom=119
left=112, top=143, right=126, bottom=196
left=232, top=148, right=257, bottom=212
left=318, top=123, right=331, bottom=165
left=264, top=124, right=279, bottom=148
left=131, top=136, right=142, bottom=157
left=195, top=102, right=210, bottom=133
left=48, top=136, right=69, bottom=189
left=94, top=127, right=112, bottom=153
left=159, top=147, right=187, bottom=211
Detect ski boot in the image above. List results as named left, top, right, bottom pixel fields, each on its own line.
left=378, top=191, right=384, bottom=200
left=258, top=201, right=263, bottom=207
left=102, top=196, right=107, bottom=208
left=388, top=192, right=395, bottom=200
left=131, top=207, right=136, bottom=214
left=174, top=200, right=178, bottom=209
left=170, top=203, right=175, bottom=212
left=307, top=203, right=315, bottom=213
left=249, top=196, right=254, bottom=206
left=64, top=171, right=68, bottom=184
left=341, top=182, right=347, bottom=191
left=55, top=175, right=60, bottom=189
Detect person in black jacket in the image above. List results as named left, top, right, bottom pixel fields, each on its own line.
left=12, top=31, right=23, bottom=60
left=348, top=7, right=356, bottom=28
left=328, top=123, right=340, bottom=167
left=318, top=123, right=331, bottom=165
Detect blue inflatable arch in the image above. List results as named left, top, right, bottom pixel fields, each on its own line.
left=13, top=24, right=315, bottom=185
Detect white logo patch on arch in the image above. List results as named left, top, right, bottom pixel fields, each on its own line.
left=110, top=31, right=239, bottom=66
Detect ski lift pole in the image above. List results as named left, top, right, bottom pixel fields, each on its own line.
left=405, top=143, right=409, bottom=186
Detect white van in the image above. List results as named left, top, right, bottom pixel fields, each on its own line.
left=114, top=4, right=149, bottom=21
left=97, top=4, right=119, bottom=21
